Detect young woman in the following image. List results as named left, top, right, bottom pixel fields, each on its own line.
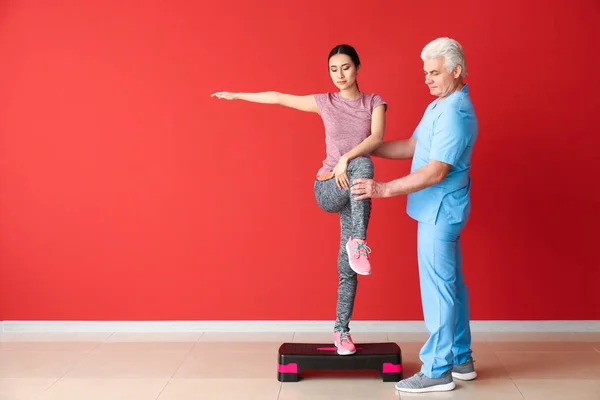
left=211, top=44, right=387, bottom=355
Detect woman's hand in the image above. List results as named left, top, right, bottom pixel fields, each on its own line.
left=333, top=156, right=350, bottom=190
left=210, top=92, right=238, bottom=100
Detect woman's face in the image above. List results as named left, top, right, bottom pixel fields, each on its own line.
left=329, top=54, right=358, bottom=91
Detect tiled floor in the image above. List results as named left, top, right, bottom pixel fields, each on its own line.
left=1, top=331, right=599, bottom=399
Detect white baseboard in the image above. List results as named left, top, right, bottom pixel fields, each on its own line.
left=2, top=320, right=599, bottom=333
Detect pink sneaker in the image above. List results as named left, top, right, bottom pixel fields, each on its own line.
left=333, top=330, right=356, bottom=355
left=346, top=237, right=372, bottom=275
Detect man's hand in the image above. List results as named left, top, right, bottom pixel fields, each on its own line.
left=351, top=178, right=388, bottom=200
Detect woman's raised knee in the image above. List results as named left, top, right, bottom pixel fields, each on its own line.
left=348, top=157, right=374, bottom=178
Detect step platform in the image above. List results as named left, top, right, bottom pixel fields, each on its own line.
left=277, top=342, right=402, bottom=382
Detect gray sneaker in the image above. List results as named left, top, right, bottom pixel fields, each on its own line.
left=394, top=372, right=456, bottom=393
left=452, top=358, right=477, bottom=381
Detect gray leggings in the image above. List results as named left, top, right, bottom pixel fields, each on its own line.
left=313, top=157, right=374, bottom=332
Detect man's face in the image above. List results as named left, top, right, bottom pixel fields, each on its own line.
left=423, top=56, right=461, bottom=98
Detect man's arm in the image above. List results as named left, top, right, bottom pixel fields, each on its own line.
left=352, top=108, right=470, bottom=200
left=351, top=160, right=451, bottom=200
left=372, top=137, right=416, bottom=160
left=383, top=160, right=451, bottom=197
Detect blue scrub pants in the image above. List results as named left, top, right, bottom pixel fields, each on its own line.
left=417, top=208, right=472, bottom=379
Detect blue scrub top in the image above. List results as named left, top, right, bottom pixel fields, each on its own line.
left=406, top=84, right=479, bottom=225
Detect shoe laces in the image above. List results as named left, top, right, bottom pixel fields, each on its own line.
left=337, top=330, right=352, bottom=343
left=352, top=242, right=371, bottom=259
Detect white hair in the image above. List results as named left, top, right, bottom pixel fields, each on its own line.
left=421, top=37, right=467, bottom=77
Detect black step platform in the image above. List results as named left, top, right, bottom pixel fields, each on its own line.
left=277, top=342, right=402, bottom=382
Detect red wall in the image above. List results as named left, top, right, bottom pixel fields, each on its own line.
left=1, top=0, right=599, bottom=322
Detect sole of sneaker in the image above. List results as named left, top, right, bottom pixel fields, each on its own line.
left=345, top=242, right=371, bottom=276
left=452, top=371, right=477, bottom=381
left=395, top=381, right=456, bottom=393
left=334, top=342, right=356, bottom=356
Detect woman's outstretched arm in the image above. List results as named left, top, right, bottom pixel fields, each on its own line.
left=211, top=91, right=318, bottom=113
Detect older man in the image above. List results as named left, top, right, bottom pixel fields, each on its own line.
left=352, top=37, right=479, bottom=393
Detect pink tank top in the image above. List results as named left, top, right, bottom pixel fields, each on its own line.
left=314, top=92, right=387, bottom=177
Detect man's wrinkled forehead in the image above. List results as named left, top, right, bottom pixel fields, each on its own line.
left=423, top=57, right=445, bottom=73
